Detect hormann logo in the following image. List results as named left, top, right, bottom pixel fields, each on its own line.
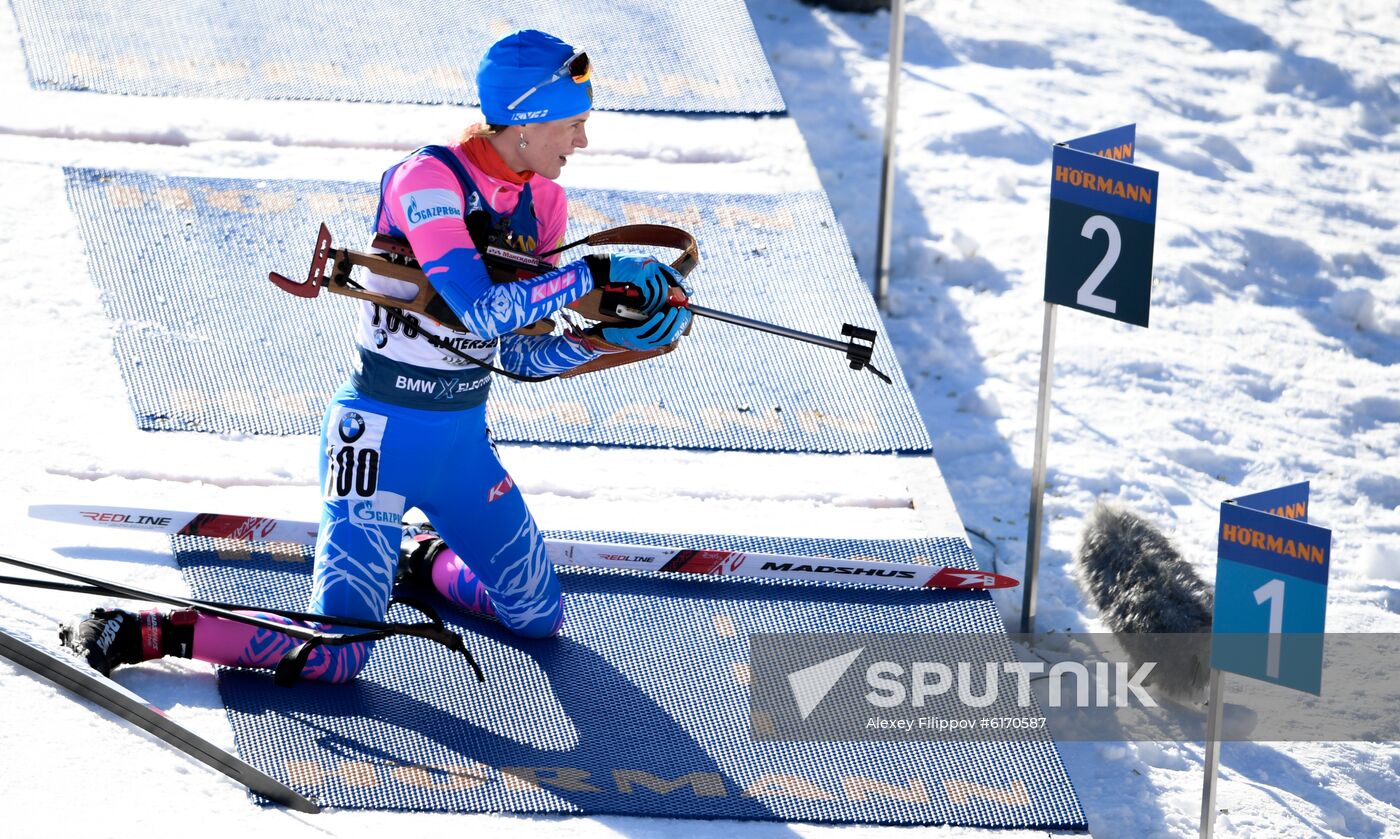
left=1221, top=523, right=1326, bottom=565
left=1261, top=501, right=1307, bottom=520
left=1054, top=165, right=1153, bottom=204
left=761, top=561, right=915, bottom=579
left=1086, top=142, right=1134, bottom=161
left=400, top=189, right=462, bottom=230
left=79, top=511, right=173, bottom=528
left=285, top=759, right=1032, bottom=807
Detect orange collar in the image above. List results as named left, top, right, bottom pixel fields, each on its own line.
left=463, top=135, right=534, bottom=185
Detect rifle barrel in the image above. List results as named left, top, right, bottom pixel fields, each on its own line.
left=685, top=303, right=850, bottom=353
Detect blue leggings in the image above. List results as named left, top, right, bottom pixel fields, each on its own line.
left=302, top=386, right=563, bottom=680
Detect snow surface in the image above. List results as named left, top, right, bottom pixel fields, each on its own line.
left=1, top=0, right=1397, bottom=836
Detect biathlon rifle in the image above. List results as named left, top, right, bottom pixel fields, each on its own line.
left=268, top=214, right=891, bottom=384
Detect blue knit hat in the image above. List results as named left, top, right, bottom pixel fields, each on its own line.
left=477, top=30, right=593, bottom=125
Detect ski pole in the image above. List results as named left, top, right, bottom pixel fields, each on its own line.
left=0, top=574, right=463, bottom=642
left=0, top=555, right=484, bottom=685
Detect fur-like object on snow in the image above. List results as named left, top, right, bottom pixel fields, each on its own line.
left=1076, top=503, right=1214, bottom=701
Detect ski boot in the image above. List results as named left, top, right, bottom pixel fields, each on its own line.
left=397, top=531, right=449, bottom=589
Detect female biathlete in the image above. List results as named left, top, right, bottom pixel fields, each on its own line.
left=63, top=30, right=691, bottom=681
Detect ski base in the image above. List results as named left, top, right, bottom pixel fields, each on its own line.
left=0, top=624, right=319, bottom=813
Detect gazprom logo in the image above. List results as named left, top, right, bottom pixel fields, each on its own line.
left=351, top=500, right=399, bottom=525
left=400, top=189, right=463, bottom=230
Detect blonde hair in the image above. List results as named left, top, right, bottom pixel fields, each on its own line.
left=460, top=123, right=507, bottom=143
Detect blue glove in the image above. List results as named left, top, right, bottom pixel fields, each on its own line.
left=598, top=306, right=692, bottom=351
left=606, top=255, right=679, bottom=315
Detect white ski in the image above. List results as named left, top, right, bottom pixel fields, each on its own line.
left=0, top=624, right=318, bottom=812
left=28, top=503, right=1018, bottom=590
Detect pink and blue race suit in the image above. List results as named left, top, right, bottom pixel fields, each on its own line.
left=190, top=141, right=606, bottom=681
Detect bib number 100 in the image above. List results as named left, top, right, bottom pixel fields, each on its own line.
left=328, top=445, right=380, bottom=498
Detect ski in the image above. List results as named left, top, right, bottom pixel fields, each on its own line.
left=29, top=503, right=1019, bottom=590
left=32, top=505, right=322, bottom=545
left=0, top=624, right=319, bottom=813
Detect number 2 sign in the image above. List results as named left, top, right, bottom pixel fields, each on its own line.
left=1044, top=125, right=1158, bottom=327
left=1022, top=125, right=1160, bottom=633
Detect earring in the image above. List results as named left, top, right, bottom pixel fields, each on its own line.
left=518, top=133, right=528, bottom=150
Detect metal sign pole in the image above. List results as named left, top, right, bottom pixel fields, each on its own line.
left=1020, top=301, right=1058, bottom=634
left=1199, top=668, right=1225, bottom=838
left=873, top=0, right=906, bottom=310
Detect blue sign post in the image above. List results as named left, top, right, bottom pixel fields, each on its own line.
left=1200, top=481, right=1331, bottom=837
left=1022, top=125, right=1160, bottom=634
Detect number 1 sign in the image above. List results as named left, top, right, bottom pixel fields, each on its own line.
left=1201, top=482, right=1330, bottom=837
left=1211, top=481, right=1331, bottom=695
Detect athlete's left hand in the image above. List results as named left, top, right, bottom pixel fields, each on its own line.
left=595, top=305, right=692, bottom=352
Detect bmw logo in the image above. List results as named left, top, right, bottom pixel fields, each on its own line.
left=373, top=328, right=388, bottom=349
left=339, top=412, right=366, bottom=443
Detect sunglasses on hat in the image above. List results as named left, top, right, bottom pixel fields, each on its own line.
left=507, top=49, right=592, bottom=111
